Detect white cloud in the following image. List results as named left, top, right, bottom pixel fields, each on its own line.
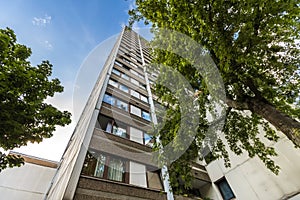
left=44, top=40, right=53, bottom=49
left=32, top=14, right=51, bottom=26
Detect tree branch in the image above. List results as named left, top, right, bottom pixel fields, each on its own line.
left=225, top=97, right=249, bottom=110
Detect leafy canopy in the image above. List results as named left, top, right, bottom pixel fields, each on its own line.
left=0, top=28, right=71, bottom=171
left=129, top=0, right=300, bottom=194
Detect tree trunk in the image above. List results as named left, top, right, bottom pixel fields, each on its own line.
left=246, top=97, right=300, bottom=147
left=226, top=97, right=300, bottom=146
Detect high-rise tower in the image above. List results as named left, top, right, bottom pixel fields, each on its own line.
left=44, top=26, right=211, bottom=200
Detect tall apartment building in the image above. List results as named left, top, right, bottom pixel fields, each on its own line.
left=44, top=27, right=300, bottom=200
left=44, top=26, right=211, bottom=200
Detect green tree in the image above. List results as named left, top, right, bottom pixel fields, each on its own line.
left=0, top=28, right=71, bottom=171
left=129, top=0, right=299, bottom=192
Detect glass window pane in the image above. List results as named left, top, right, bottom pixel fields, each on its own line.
left=130, top=90, right=140, bottom=99
left=94, top=154, right=106, bottom=178
left=115, top=61, right=123, bottom=67
left=119, top=84, right=129, bottom=93
left=130, top=57, right=137, bottom=62
left=108, top=158, right=124, bottom=182
left=113, top=125, right=127, bottom=138
left=123, top=58, right=130, bottom=64
left=130, top=69, right=138, bottom=76
left=130, top=105, right=141, bottom=117
left=139, top=84, right=146, bottom=90
left=144, top=133, right=153, bottom=146
left=217, top=179, right=235, bottom=200
left=140, top=95, right=148, bottom=103
left=103, top=94, right=115, bottom=105
left=121, top=73, right=129, bottom=80
left=108, top=79, right=118, bottom=88
left=131, top=78, right=139, bottom=86
left=116, top=100, right=128, bottom=111
left=138, top=74, right=145, bottom=79
left=130, top=62, right=137, bottom=68
left=112, top=68, right=121, bottom=76
left=142, top=111, right=151, bottom=121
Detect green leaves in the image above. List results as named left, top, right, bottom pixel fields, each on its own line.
left=0, top=152, right=24, bottom=172
left=0, top=28, right=71, bottom=171
left=129, top=0, right=299, bottom=194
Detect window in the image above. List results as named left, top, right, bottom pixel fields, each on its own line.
left=102, top=116, right=127, bottom=138
left=116, top=99, right=128, bottom=111
left=82, top=152, right=127, bottom=183
left=115, top=61, right=123, bottom=67
left=130, top=105, right=141, bottom=117
left=144, top=132, right=153, bottom=146
left=121, top=73, right=129, bottom=80
left=146, top=169, right=163, bottom=190
left=140, top=95, right=148, bottom=103
left=123, top=58, right=130, bottom=64
left=139, top=83, right=147, bottom=90
left=119, top=84, right=129, bottom=93
left=108, top=79, right=130, bottom=94
left=112, top=123, right=127, bottom=138
left=131, top=90, right=140, bottom=99
left=142, top=111, right=151, bottom=121
left=131, top=78, right=139, bottom=86
left=130, top=62, right=138, bottom=68
left=216, top=178, right=235, bottom=200
left=108, top=157, right=125, bottom=182
left=108, top=79, right=118, bottom=88
left=94, top=154, right=106, bottom=178
left=103, top=94, right=128, bottom=112
left=130, top=69, right=139, bottom=76
left=138, top=74, right=145, bottom=80
left=112, top=68, right=121, bottom=76
left=130, top=57, right=137, bottom=62
left=103, top=94, right=116, bottom=105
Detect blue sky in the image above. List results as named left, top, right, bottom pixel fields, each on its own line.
left=0, top=0, right=150, bottom=161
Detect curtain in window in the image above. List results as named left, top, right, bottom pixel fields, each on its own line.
left=94, top=155, right=106, bottom=178
left=108, top=158, right=124, bottom=182
left=106, top=122, right=112, bottom=133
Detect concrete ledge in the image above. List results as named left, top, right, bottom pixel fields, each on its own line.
left=74, top=175, right=167, bottom=200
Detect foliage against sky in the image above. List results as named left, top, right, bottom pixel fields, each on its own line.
left=129, top=0, right=300, bottom=193
left=0, top=28, right=71, bottom=171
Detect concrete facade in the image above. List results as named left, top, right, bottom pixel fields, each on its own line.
left=203, top=131, right=300, bottom=200
left=0, top=152, right=57, bottom=200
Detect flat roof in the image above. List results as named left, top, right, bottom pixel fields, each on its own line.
left=9, top=151, right=59, bottom=169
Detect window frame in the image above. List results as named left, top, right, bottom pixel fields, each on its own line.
left=215, top=177, right=236, bottom=200
left=103, top=93, right=128, bottom=112
left=83, top=152, right=129, bottom=183
left=130, top=104, right=142, bottom=117
left=143, top=132, right=153, bottom=146
left=141, top=110, right=151, bottom=121
left=112, top=68, right=121, bottom=76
